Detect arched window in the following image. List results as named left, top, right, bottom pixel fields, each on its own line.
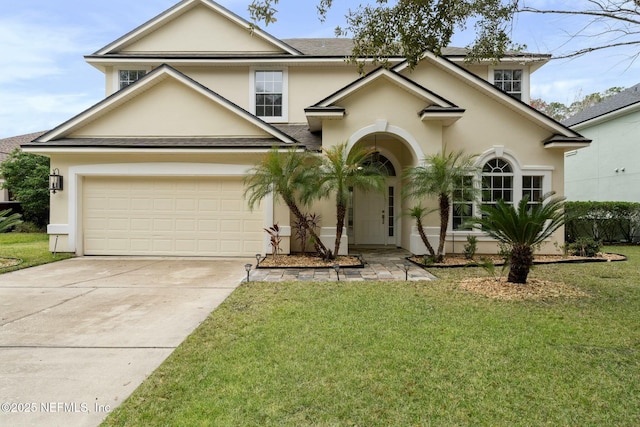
left=482, top=158, right=513, bottom=209
left=363, top=153, right=396, bottom=176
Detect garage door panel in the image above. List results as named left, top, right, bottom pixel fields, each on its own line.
left=83, top=176, right=264, bottom=256
left=198, top=219, right=219, bottom=232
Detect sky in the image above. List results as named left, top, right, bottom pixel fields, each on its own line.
left=0, top=0, right=638, bottom=138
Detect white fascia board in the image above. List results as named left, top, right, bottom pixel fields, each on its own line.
left=304, top=111, right=345, bottom=119
left=571, top=102, right=640, bottom=131
left=543, top=142, right=591, bottom=150
left=85, top=57, right=383, bottom=69
left=420, top=112, right=464, bottom=126
left=94, top=0, right=300, bottom=56
left=22, top=147, right=302, bottom=155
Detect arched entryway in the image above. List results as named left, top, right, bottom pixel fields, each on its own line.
left=348, top=132, right=419, bottom=249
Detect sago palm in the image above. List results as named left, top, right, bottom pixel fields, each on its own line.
left=403, top=148, right=478, bottom=261
left=244, top=147, right=330, bottom=259
left=468, top=192, right=566, bottom=284
left=0, top=209, right=22, bottom=233
left=306, top=143, right=386, bottom=256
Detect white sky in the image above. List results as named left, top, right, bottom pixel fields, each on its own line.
left=0, top=0, right=638, bottom=138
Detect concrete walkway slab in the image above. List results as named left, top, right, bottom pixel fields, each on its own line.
left=0, top=257, right=249, bottom=427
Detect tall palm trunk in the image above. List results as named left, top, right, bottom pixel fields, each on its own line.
left=437, top=193, right=449, bottom=261
left=334, top=202, right=346, bottom=256
left=415, top=215, right=436, bottom=258
left=508, top=244, right=534, bottom=284
left=284, top=196, right=330, bottom=259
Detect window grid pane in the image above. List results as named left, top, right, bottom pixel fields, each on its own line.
left=482, top=159, right=514, bottom=211
left=119, top=70, right=146, bottom=89
left=523, top=175, right=543, bottom=208
left=453, top=175, right=474, bottom=230
left=255, top=71, right=283, bottom=117
left=494, top=68, right=523, bottom=100
left=388, top=187, right=394, bottom=237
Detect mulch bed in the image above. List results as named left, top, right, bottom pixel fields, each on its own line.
left=257, top=252, right=626, bottom=301
left=0, top=257, right=22, bottom=269
left=408, top=252, right=626, bottom=267
left=458, top=277, right=591, bottom=301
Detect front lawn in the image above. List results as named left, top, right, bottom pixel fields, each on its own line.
left=103, top=246, right=640, bottom=426
left=0, top=233, right=72, bottom=273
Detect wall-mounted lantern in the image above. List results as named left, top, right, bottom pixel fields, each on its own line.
left=49, top=168, right=63, bottom=194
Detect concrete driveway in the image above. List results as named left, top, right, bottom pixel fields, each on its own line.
left=0, top=257, right=249, bottom=427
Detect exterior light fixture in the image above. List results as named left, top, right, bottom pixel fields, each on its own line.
left=49, top=168, right=63, bottom=193
left=402, top=261, right=411, bottom=281
left=255, top=253, right=262, bottom=266
left=332, top=263, right=340, bottom=281
left=244, top=263, right=252, bottom=282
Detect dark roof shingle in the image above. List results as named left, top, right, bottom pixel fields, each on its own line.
left=564, top=83, right=640, bottom=127
left=0, top=131, right=47, bottom=162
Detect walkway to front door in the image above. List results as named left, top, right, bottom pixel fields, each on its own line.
left=249, top=247, right=436, bottom=282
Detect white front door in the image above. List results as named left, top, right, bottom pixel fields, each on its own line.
left=354, top=185, right=396, bottom=245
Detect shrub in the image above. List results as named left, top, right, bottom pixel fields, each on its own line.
left=0, top=150, right=50, bottom=227
left=463, top=235, right=477, bottom=260
left=13, top=221, right=44, bottom=233
left=567, top=237, right=601, bottom=257
left=565, top=201, right=640, bottom=243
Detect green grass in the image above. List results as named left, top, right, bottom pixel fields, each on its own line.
left=103, top=246, right=640, bottom=426
left=0, top=232, right=72, bottom=273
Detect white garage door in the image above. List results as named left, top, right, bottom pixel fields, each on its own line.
left=83, top=176, right=263, bottom=256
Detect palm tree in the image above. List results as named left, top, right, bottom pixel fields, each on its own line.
left=468, top=193, right=566, bottom=284
left=244, top=147, right=330, bottom=259
left=403, top=148, right=478, bottom=261
left=406, top=205, right=437, bottom=259
left=306, top=143, right=387, bottom=256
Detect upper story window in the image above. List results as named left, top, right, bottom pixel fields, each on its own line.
left=251, top=68, right=288, bottom=122
left=119, top=70, right=147, bottom=89
left=493, top=69, right=522, bottom=100
left=255, top=70, right=283, bottom=117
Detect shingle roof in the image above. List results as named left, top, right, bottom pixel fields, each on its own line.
left=281, top=38, right=548, bottom=59
left=0, top=131, right=47, bottom=162
left=21, top=125, right=320, bottom=151
left=564, top=83, right=640, bottom=127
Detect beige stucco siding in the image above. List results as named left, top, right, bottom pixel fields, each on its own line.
left=175, top=66, right=250, bottom=108
left=121, top=4, right=283, bottom=54
left=69, top=78, right=272, bottom=138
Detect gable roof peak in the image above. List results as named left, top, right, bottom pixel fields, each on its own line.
left=94, top=0, right=301, bottom=56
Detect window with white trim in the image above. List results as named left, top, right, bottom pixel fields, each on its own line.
left=450, top=151, right=552, bottom=233
left=482, top=158, right=514, bottom=210
left=453, top=175, right=474, bottom=230
left=119, top=70, right=147, bottom=89
left=493, top=69, right=523, bottom=100
left=251, top=69, right=287, bottom=122
left=522, top=175, right=543, bottom=209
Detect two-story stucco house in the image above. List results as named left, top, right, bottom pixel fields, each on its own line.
left=22, top=0, right=589, bottom=257
left=564, top=83, right=640, bottom=202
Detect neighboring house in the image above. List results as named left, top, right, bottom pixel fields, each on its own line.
left=564, top=83, right=640, bottom=202
left=22, top=0, right=588, bottom=257
left=0, top=131, right=47, bottom=202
